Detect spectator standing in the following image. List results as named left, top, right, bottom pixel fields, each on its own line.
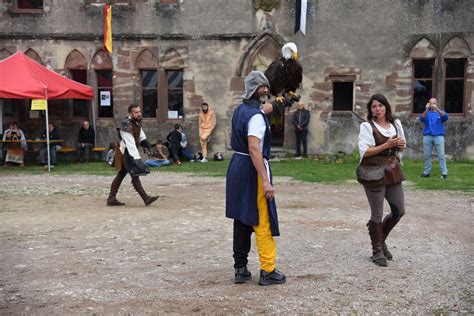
left=292, top=102, right=310, bottom=157
left=198, top=102, right=216, bottom=162
left=419, top=97, right=449, bottom=179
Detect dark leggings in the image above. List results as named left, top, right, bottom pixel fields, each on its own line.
left=363, top=182, right=406, bottom=223
left=233, top=219, right=254, bottom=269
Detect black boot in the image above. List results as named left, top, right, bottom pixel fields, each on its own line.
left=107, top=172, right=126, bottom=206
left=234, top=266, right=252, bottom=284
left=381, top=215, right=400, bottom=260
left=367, top=221, right=388, bottom=267
left=131, top=177, right=159, bottom=206
left=258, top=269, right=286, bottom=286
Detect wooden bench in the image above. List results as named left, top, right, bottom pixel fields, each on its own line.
left=57, top=146, right=76, bottom=164
left=91, top=147, right=107, bottom=161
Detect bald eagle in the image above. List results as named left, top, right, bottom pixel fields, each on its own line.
left=264, top=42, right=303, bottom=102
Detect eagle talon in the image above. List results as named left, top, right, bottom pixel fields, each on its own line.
left=288, top=91, right=297, bottom=97
left=275, top=96, right=285, bottom=103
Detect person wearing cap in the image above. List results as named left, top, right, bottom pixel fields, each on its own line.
left=226, top=71, right=286, bottom=286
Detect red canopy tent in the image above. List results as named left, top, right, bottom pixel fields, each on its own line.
left=0, top=51, right=94, bottom=171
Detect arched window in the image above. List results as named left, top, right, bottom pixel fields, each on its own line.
left=136, top=49, right=158, bottom=118
left=442, top=36, right=470, bottom=115
left=0, top=48, right=13, bottom=61
left=91, top=50, right=113, bottom=118
left=410, top=38, right=437, bottom=114
left=162, top=49, right=184, bottom=119
left=65, top=50, right=89, bottom=118
left=24, top=48, right=43, bottom=65
left=0, top=49, right=18, bottom=120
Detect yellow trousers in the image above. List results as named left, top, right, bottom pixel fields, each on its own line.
left=253, top=176, right=277, bottom=272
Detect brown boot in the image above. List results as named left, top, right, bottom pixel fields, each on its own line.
left=107, top=172, right=126, bottom=206
left=131, top=177, right=159, bottom=206
left=382, top=215, right=401, bottom=260
left=107, top=198, right=125, bottom=206
left=144, top=196, right=159, bottom=206
left=367, top=221, right=388, bottom=267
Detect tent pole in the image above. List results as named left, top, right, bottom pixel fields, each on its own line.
left=45, top=100, right=51, bottom=173
left=92, top=99, right=97, bottom=147
left=0, top=99, right=3, bottom=162
left=0, top=99, right=3, bottom=136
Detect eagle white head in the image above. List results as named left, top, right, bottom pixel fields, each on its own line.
left=282, top=42, right=298, bottom=60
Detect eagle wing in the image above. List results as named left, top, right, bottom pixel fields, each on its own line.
left=285, top=59, right=303, bottom=94
left=265, top=58, right=303, bottom=97
left=264, top=59, right=287, bottom=97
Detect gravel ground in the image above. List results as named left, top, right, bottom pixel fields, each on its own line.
left=0, top=173, right=473, bottom=314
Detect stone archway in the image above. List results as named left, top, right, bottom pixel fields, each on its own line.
left=24, top=48, right=43, bottom=65
left=0, top=48, right=14, bottom=60
left=231, top=32, right=286, bottom=146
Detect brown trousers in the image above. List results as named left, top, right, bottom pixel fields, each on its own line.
left=363, top=182, right=405, bottom=223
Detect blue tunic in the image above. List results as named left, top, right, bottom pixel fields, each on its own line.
left=225, top=100, right=280, bottom=236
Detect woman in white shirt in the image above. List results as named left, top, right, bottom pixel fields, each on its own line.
left=358, top=94, right=406, bottom=267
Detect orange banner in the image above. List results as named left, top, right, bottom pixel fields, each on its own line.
left=103, top=5, right=112, bottom=53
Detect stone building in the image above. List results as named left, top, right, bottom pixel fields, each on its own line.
left=1, top=0, right=473, bottom=159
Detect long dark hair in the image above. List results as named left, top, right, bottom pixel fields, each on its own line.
left=366, top=94, right=395, bottom=124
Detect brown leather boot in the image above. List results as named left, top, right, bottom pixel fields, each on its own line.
left=131, top=177, right=159, bottom=206
left=107, top=198, right=125, bottom=206
left=107, top=172, right=126, bottom=206
left=367, top=221, right=388, bottom=267
left=381, top=215, right=400, bottom=260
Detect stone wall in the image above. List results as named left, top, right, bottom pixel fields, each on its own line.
left=1, top=0, right=473, bottom=159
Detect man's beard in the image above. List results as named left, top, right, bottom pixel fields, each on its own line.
left=133, top=116, right=142, bottom=122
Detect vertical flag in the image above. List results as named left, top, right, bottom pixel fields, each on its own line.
left=295, top=0, right=308, bottom=34
left=103, top=4, right=112, bottom=53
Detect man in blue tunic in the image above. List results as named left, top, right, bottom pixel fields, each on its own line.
left=226, top=71, right=286, bottom=286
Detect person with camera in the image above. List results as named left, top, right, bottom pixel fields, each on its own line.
left=358, top=94, right=407, bottom=267
left=226, top=71, right=285, bottom=286
left=419, top=97, right=449, bottom=179
left=106, top=104, right=159, bottom=207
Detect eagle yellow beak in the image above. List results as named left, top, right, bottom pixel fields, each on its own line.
left=292, top=52, right=298, bottom=60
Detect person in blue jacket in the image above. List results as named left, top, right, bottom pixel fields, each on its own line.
left=419, top=97, right=449, bottom=179
left=226, top=71, right=286, bottom=286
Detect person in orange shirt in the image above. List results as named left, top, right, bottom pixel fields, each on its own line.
left=198, top=102, right=216, bottom=162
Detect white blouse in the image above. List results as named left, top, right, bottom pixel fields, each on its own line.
left=119, top=127, right=147, bottom=160
left=358, top=119, right=406, bottom=162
